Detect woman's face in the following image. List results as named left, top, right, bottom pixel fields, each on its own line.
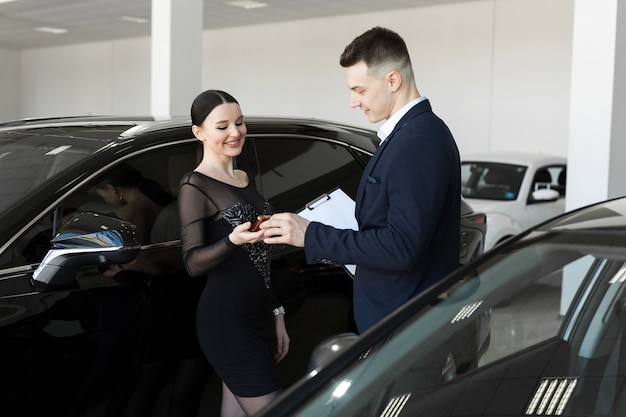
left=194, top=102, right=247, bottom=158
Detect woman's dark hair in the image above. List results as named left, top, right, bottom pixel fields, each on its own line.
left=96, top=164, right=174, bottom=207
left=190, top=89, right=239, bottom=126
left=96, top=164, right=142, bottom=189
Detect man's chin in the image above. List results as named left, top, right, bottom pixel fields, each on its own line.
left=366, top=114, right=382, bottom=124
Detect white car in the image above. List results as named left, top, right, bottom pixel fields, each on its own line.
left=461, top=152, right=566, bottom=250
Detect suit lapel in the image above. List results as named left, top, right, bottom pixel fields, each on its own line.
left=355, top=99, right=432, bottom=219
left=355, top=137, right=391, bottom=218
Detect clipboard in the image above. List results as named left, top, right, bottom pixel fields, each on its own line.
left=297, top=188, right=357, bottom=276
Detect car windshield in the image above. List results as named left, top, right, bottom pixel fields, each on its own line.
left=0, top=126, right=123, bottom=215
left=293, top=227, right=626, bottom=417
left=461, top=161, right=526, bottom=200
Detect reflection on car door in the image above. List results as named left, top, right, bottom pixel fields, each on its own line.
left=237, top=135, right=368, bottom=383
left=246, top=136, right=367, bottom=211
left=0, top=140, right=213, bottom=417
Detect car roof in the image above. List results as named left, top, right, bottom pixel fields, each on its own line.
left=0, top=115, right=154, bottom=130
left=462, top=151, right=567, bottom=166
left=539, top=196, right=626, bottom=232
left=0, top=115, right=380, bottom=151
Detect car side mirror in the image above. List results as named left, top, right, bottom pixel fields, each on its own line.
left=531, top=188, right=560, bottom=202
left=308, top=332, right=359, bottom=372
left=32, top=212, right=141, bottom=291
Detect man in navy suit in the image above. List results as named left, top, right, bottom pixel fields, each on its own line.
left=263, top=27, right=461, bottom=333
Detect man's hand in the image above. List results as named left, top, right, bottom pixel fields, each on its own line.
left=261, top=213, right=310, bottom=247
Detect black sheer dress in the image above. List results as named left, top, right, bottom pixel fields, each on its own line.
left=178, top=171, right=281, bottom=397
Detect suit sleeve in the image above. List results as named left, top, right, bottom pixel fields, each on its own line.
left=304, top=127, right=458, bottom=273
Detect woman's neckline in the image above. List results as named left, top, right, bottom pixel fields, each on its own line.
left=192, top=169, right=249, bottom=189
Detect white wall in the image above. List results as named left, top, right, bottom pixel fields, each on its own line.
left=0, top=48, right=20, bottom=121
left=9, top=0, right=573, bottom=157
left=490, top=0, right=573, bottom=156
left=201, top=0, right=574, bottom=157
left=202, top=1, right=499, bottom=157
left=20, top=38, right=150, bottom=117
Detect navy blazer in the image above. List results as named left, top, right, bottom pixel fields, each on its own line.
left=304, top=99, right=461, bottom=332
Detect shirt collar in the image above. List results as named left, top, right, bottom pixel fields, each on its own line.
left=377, top=96, right=427, bottom=143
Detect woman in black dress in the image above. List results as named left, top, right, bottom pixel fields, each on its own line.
left=178, top=90, right=289, bottom=417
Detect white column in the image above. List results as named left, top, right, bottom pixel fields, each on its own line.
left=562, top=0, right=626, bottom=316
left=151, top=0, right=203, bottom=119
left=567, top=0, right=626, bottom=211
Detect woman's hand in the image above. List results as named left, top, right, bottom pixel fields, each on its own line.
left=228, top=221, right=266, bottom=246
left=274, top=313, right=290, bottom=363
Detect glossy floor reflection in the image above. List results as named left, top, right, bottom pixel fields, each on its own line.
left=479, top=274, right=564, bottom=366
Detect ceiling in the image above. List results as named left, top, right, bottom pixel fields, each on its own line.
left=0, top=0, right=473, bottom=50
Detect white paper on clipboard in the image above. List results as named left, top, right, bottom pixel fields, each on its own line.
left=297, top=188, right=357, bottom=276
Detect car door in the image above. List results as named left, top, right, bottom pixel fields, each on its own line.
left=0, top=140, right=203, bottom=417
left=235, top=134, right=371, bottom=383
left=241, top=136, right=366, bottom=211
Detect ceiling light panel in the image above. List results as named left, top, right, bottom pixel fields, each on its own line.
left=33, top=26, right=68, bottom=34
left=225, top=0, right=268, bottom=10
left=118, top=15, right=148, bottom=24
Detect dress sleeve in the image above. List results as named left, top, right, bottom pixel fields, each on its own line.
left=178, top=174, right=236, bottom=277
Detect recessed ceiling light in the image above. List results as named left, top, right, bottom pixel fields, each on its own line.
left=33, top=27, right=68, bottom=34
left=119, top=15, right=149, bottom=24
left=225, top=0, right=268, bottom=10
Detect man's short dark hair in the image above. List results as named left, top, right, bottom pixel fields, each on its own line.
left=340, top=27, right=413, bottom=80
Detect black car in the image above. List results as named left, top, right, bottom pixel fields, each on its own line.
left=0, top=116, right=485, bottom=416
left=256, top=196, right=626, bottom=417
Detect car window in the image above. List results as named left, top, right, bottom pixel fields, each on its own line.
left=461, top=162, right=526, bottom=200
left=0, top=209, right=61, bottom=268
left=241, top=137, right=369, bottom=212
left=0, top=127, right=125, bottom=216
left=64, top=143, right=196, bottom=244
left=291, top=232, right=626, bottom=416
left=0, top=142, right=197, bottom=270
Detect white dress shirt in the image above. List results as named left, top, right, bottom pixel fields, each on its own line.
left=377, top=96, right=428, bottom=143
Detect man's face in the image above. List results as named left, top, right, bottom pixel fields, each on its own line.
left=346, top=61, right=393, bottom=124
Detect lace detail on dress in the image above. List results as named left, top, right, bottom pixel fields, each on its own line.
left=222, top=201, right=274, bottom=288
